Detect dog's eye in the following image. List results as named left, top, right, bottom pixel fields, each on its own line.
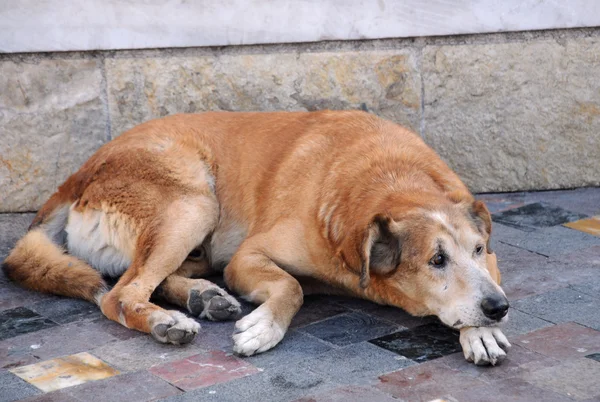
left=475, top=244, right=484, bottom=255
left=188, top=248, right=204, bottom=260
left=430, top=253, right=446, bottom=268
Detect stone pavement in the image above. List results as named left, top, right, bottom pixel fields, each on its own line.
left=1, top=188, right=599, bottom=402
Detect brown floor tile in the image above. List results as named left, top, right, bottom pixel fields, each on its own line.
left=515, top=322, right=600, bottom=359
left=437, top=344, right=559, bottom=384
left=522, top=358, right=600, bottom=400
left=450, top=377, right=572, bottom=402
left=149, top=350, right=260, bottom=391
left=295, top=385, right=399, bottom=402
left=376, top=360, right=485, bottom=401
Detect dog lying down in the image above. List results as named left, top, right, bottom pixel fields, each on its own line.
left=3, top=111, right=510, bottom=365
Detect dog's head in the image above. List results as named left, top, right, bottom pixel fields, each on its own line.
left=338, top=197, right=508, bottom=329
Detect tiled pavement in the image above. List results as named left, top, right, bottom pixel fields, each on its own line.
left=0, top=188, right=599, bottom=402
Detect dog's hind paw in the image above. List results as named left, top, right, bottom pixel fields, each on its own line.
left=459, top=326, right=511, bottom=366
left=232, top=305, right=285, bottom=356
left=188, top=287, right=242, bottom=321
left=150, top=310, right=200, bottom=345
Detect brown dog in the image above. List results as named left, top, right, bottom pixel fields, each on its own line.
left=3, top=111, right=510, bottom=365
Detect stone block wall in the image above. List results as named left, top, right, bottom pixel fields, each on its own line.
left=1, top=28, right=599, bottom=212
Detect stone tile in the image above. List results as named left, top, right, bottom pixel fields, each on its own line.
left=0, top=213, right=35, bottom=270
left=570, top=276, right=600, bottom=298
left=91, top=333, right=204, bottom=372
left=522, top=358, right=600, bottom=400
left=450, top=377, right=572, bottom=402
left=10, top=352, right=119, bottom=393
left=106, top=49, right=421, bottom=139
left=300, top=312, right=400, bottom=346
left=0, top=371, right=41, bottom=402
left=295, top=385, right=398, bottom=402
left=586, top=353, right=600, bottom=362
left=149, top=350, right=259, bottom=391
left=523, top=188, right=600, bottom=217
left=513, top=288, right=600, bottom=330
left=298, top=342, right=414, bottom=385
left=0, top=319, right=132, bottom=370
left=331, top=296, right=435, bottom=329
left=501, top=225, right=600, bottom=257
left=476, top=192, right=527, bottom=214
left=501, top=309, right=553, bottom=338
left=28, top=298, right=102, bottom=324
left=492, top=202, right=587, bottom=231
left=515, top=322, right=600, bottom=359
left=438, top=344, right=559, bottom=384
left=36, top=371, right=181, bottom=402
left=0, top=285, right=59, bottom=313
left=290, top=296, right=349, bottom=328
left=173, top=363, right=334, bottom=402
left=370, top=322, right=461, bottom=363
left=422, top=40, right=600, bottom=192
left=245, top=330, right=332, bottom=369
left=564, top=216, right=600, bottom=237
left=0, top=59, right=108, bottom=212
left=0, top=307, right=57, bottom=341
left=376, top=359, right=486, bottom=401
left=191, top=320, right=235, bottom=351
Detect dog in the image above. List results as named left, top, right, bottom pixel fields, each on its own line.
left=3, top=110, right=510, bottom=365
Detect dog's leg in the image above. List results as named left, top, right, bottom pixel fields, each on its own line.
left=156, top=272, right=241, bottom=321
left=224, top=246, right=303, bottom=356
left=100, top=196, right=217, bottom=345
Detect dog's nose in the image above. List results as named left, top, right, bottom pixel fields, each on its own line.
left=480, top=295, right=509, bottom=321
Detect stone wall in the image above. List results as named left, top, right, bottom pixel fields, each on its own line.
left=1, top=28, right=599, bottom=212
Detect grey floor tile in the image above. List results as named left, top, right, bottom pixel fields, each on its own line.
left=300, top=312, right=400, bottom=346
left=500, top=225, right=600, bottom=257
left=523, top=187, right=600, bottom=216
left=501, top=308, right=554, bottom=338
left=90, top=332, right=205, bottom=372
left=0, top=307, right=57, bottom=341
left=28, top=298, right=102, bottom=324
left=513, top=287, right=600, bottom=329
left=298, top=342, right=414, bottom=385
left=370, top=322, right=461, bottom=363
left=245, top=330, right=332, bottom=369
left=290, top=295, right=349, bottom=328
left=492, top=202, right=587, bottom=231
left=0, top=371, right=41, bottom=402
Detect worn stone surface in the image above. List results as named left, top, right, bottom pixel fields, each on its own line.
left=422, top=38, right=600, bottom=192
left=104, top=49, right=421, bottom=138
left=0, top=58, right=108, bottom=212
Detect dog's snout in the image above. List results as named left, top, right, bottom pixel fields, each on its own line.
left=480, top=295, right=509, bottom=321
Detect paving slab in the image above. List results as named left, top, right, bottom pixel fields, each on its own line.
left=0, top=308, right=57, bottom=342
left=515, top=322, right=600, bottom=359
left=522, top=358, right=600, bottom=400
left=149, top=350, right=260, bottom=391
left=449, top=377, right=572, bottom=402
left=31, top=371, right=182, bottom=402
left=297, top=342, right=414, bottom=385
left=512, top=287, right=600, bottom=330
left=492, top=202, right=587, bottom=232
left=299, top=312, right=400, bottom=346
left=499, top=225, right=600, bottom=257
left=27, top=299, right=102, bottom=325
left=294, top=385, right=399, bottom=402
left=369, top=322, right=461, bottom=363
left=0, top=371, right=41, bottom=402
left=501, top=309, right=554, bottom=338
left=290, top=296, right=349, bottom=328
left=244, top=330, right=332, bottom=370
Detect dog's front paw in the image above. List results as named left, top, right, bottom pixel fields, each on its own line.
left=149, top=310, right=200, bottom=345
left=232, top=305, right=285, bottom=356
left=459, top=327, right=511, bottom=366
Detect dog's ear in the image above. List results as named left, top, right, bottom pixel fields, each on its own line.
left=471, top=200, right=493, bottom=253
left=338, top=215, right=401, bottom=289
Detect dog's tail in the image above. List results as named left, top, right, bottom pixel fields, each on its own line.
left=2, top=194, right=107, bottom=305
